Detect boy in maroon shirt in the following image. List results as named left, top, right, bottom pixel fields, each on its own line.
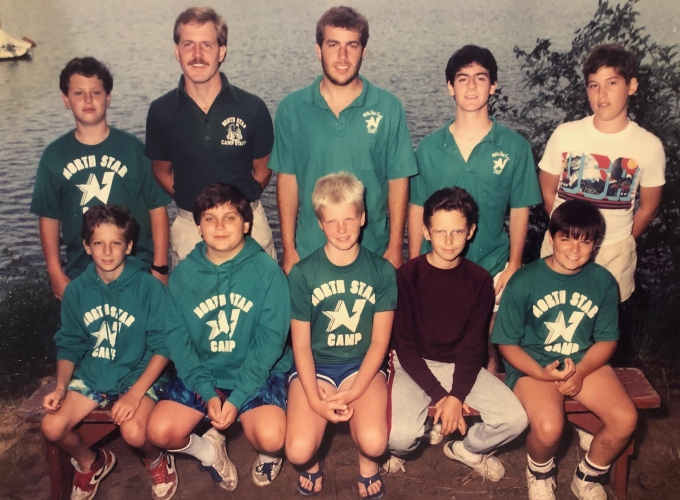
left=384, top=187, right=527, bottom=481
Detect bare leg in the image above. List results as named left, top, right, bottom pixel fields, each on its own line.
left=285, top=378, right=336, bottom=494
left=119, top=396, right=161, bottom=458
left=345, top=374, right=388, bottom=498
left=513, top=377, right=565, bottom=463
left=146, top=400, right=205, bottom=450
left=240, top=404, right=286, bottom=454
left=41, top=391, right=100, bottom=470
left=572, top=365, right=637, bottom=466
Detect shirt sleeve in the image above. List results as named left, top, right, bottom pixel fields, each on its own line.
left=288, top=263, right=312, bottom=321
left=591, top=271, right=620, bottom=342
left=250, top=98, right=275, bottom=160
left=510, top=137, right=542, bottom=208
left=268, top=100, right=295, bottom=174
left=374, top=258, right=397, bottom=312
left=137, top=139, right=172, bottom=208
left=145, top=281, right=171, bottom=358
left=385, top=99, right=418, bottom=180
left=144, top=101, right=170, bottom=161
left=639, top=135, right=666, bottom=188
left=30, top=151, right=63, bottom=219
left=392, top=267, right=449, bottom=404
left=227, top=266, right=291, bottom=409
left=490, top=274, right=527, bottom=346
left=54, top=285, right=89, bottom=364
left=538, top=127, right=563, bottom=175
left=449, top=273, right=494, bottom=402
left=410, top=143, right=430, bottom=207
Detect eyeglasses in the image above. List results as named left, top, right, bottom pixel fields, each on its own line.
left=429, top=228, right=468, bottom=242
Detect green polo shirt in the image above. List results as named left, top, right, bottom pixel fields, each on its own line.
left=145, top=73, right=274, bottom=210
left=269, top=75, right=418, bottom=259
left=411, top=118, right=541, bottom=276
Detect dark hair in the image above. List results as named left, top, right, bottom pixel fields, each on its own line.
left=445, top=45, right=498, bottom=85
left=423, top=187, right=479, bottom=229
left=193, top=183, right=253, bottom=233
left=582, top=43, right=638, bottom=83
left=174, top=7, right=228, bottom=47
left=59, top=57, right=113, bottom=95
left=81, top=204, right=139, bottom=245
left=316, top=6, right=369, bottom=48
left=549, top=199, right=606, bottom=245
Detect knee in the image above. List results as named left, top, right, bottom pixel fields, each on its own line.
left=506, top=407, right=529, bottom=436
left=530, top=418, right=564, bottom=448
left=607, top=407, right=638, bottom=440
left=120, top=419, right=147, bottom=449
left=285, top=435, right=316, bottom=466
left=41, top=413, right=69, bottom=443
left=253, top=421, right=286, bottom=453
left=146, top=416, right=178, bottom=449
left=388, top=425, right=420, bottom=455
left=356, top=427, right=387, bottom=459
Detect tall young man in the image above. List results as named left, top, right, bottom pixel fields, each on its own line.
left=31, top=57, right=171, bottom=299
left=145, top=6, right=277, bottom=266
left=270, top=5, right=418, bottom=274
left=409, top=45, right=542, bottom=370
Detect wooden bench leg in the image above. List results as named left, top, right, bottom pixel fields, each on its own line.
left=44, top=437, right=72, bottom=500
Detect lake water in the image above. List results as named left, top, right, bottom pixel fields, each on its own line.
left=1, top=0, right=678, bottom=267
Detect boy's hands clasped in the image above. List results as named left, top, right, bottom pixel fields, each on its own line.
left=43, top=387, right=67, bottom=412
left=311, top=384, right=354, bottom=423
left=434, top=395, right=471, bottom=436
left=207, top=397, right=238, bottom=430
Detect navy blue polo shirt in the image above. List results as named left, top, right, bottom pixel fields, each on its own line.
left=145, top=73, right=274, bottom=210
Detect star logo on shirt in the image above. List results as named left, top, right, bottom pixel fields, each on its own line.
left=90, top=321, right=118, bottom=348
left=77, top=171, right=115, bottom=207
left=544, top=311, right=585, bottom=345
left=207, top=309, right=241, bottom=340
left=323, top=299, right=366, bottom=333
left=491, top=151, right=510, bottom=175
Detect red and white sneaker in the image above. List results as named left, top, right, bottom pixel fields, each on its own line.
left=71, top=448, right=117, bottom=500
left=144, top=452, right=179, bottom=500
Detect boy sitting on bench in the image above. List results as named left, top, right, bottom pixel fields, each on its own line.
left=491, top=198, right=638, bottom=500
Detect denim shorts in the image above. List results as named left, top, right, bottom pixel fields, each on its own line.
left=161, top=371, right=288, bottom=418
left=289, top=360, right=385, bottom=389
left=67, top=378, right=162, bottom=408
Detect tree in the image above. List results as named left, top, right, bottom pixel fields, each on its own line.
left=495, top=0, right=680, bottom=293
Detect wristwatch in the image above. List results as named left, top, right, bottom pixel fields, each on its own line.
left=151, top=264, right=169, bottom=275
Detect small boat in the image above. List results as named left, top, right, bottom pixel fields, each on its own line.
left=0, top=28, right=36, bottom=60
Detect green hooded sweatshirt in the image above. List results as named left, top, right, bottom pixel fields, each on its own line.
left=166, top=238, right=292, bottom=409
left=55, top=256, right=169, bottom=394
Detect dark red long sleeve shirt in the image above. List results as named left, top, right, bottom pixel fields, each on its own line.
left=392, top=255, right=495, bottom=403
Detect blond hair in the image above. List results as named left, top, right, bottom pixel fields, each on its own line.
left=312, top=172, right=365, bottom=220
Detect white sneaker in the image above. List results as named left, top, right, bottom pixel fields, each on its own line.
left=526, top=467, right=556, bottom=500
left=380, top=454, right=406, bottom=475
left=571, top=469, right=607, bottom=500
left=443, top=441, right=504, bottom=482
left=252, top=455, right=283, bottom=486
left=429, top=422, right=444, bottom=445
left=201, top=428, right=238, bottom=491
left=576, top=427, right=594, bottom=451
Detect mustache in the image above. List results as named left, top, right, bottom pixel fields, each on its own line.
left=188, top=59, right=209, bottom=66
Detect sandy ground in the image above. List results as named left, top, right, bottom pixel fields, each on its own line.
left=0, top=394, right=678, bottom=500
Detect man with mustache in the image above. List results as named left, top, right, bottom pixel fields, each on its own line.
left=270, top=6, right=417, bottom=274
left=146, top=7, right=277, bottom=267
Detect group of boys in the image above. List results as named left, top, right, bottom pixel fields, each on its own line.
left=30, top=4, right=665, bottom=500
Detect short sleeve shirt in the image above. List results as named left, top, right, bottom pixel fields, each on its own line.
left=31, top=128, right=171, bottom=278
left=145, top=73, right=274, bottom=209
left=269, top=75, right=418, bottom=258
left=539, top=116, right=666, bottom=246
left=491, top=259, right=619, bottom=390
left=411, top=118, right=542, bottom=275
left=288, top=246, right=397, bottom=364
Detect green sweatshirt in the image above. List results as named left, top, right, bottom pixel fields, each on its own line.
left=55, top=256, right=169, bottom=394
left=166, top=238, right=292, bottom=409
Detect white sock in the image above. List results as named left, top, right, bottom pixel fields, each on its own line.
left=258, top=452, right=279, bottom=463
left=528, top=455, right=554, bottom=474
left=171, top=433, right=215, bottom=466
left=579, top=454, right=610, bottom=477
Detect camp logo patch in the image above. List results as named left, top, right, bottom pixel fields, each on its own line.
left=221, top=117, right=246, bottom=146
left=492, top=151, right=510, bottom=175
left=363, top=110, right=383, bottom=134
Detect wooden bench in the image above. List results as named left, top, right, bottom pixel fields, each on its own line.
left=18, top=381, right=117, bottom=500
left=427, top=367, right=660, bottom=500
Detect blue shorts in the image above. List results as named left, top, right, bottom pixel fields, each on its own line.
left=162, top=372, right=288, bottom=419
left=67, top=378, right=163, bottom=408
left=289, top=361, right=385, bottom=389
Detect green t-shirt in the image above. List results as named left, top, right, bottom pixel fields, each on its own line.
left=411, top=118, right=542, bottom=275
left=288, top=246, right=397, bottom=364
left=491, top=259, right=619, bottom=390
left=31, top=128, right=171, bottom=278
left=269, top=75, right=418, bottom=259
